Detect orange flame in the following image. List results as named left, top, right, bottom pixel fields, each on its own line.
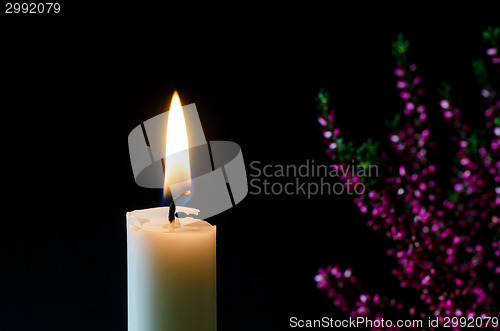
left=163, top=91, right=191, bottom=200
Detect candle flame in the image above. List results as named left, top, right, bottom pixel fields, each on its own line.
left=163, top=91, right=191, bottom=202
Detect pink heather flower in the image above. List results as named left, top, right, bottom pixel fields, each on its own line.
left=443, top=110, right=453, bottom=119
left=314, top=273, right=324, bottom=283
left=409, top=63, right=417, bottom=71
left=413, top=76, right=422, bottom=85
left=394, top=67, right=404, bottom=77
left=492, top=57, right=500, bottom=64
left=323, top=131, right=332, bottom=138
left=486, top=48, right=497, bottom=56
left=485, top=107, right=494, bottom=118
left=399, top=165, right=406, bottom=176
left=317, top=116, right=327, bottom=127
left=454, top=183, right=463, bottom=192
left=396, top=81, right=406, bottom=89
left=481, top=89, right=491, bottom=98
left=440, top=100, right=450, bottom=109
left=405, top=102, right=415, bottom=111
left=494, top=127, right=500, bottom=136
left=400, top=91, right=410, bottom=100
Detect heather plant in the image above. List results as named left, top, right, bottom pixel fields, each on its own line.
left=315, top=28, right=500, bottom=330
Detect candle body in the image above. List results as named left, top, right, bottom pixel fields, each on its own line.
left=127, top=207, right=216, bottom=331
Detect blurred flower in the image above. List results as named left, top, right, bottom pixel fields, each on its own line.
left=315, top=29, right=500, bottom=330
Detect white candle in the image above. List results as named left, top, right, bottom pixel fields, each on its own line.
left=127, top=206, right=216, bottom=331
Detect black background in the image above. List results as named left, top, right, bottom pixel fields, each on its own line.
left=1, top=5, right=499, bottom=331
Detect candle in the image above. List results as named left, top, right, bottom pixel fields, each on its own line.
left=126, top=206, right=216, bottom=331
left=127, top=92, right=217, bottom=331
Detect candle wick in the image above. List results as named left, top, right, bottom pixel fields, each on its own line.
left=169, top=200, right=176, bottom=223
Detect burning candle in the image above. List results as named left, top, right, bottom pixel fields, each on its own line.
left=127, top=92, right=217, bottom=331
